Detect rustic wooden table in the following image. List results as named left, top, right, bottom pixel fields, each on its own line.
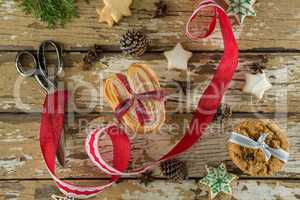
left=1, top=0, right=300, bottom=200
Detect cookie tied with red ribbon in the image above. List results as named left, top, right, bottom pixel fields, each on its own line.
left=104, top=64, right=166, bottom=133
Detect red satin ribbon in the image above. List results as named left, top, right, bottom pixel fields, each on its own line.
left=114, top=73, right=165, bottom=126
left=40, top=90, right=68, bottom=174
left=40, top=0, right=238, bottom=198
left=40, top=91, right=130, bottom=198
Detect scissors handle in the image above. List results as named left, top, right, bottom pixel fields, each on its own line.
left=15, top=51, right=38, bottom=77
left=37, top=40, right=64, bottom=79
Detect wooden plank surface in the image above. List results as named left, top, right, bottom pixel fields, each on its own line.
left=0, top=52, right=298, bottom=113
left=0, top=0, right=300, bottom=51
left=1, top=179, right=300, bottom=200
left=0, top=113, right=298, bottom=180
left=1, top=0, right=300, bottom=199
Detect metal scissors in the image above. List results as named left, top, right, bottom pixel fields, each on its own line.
left=15, top=40, right=66, bottom=166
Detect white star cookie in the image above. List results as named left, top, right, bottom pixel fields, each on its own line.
left=98, top=0, right=133, bottom=27
left=164, top=43, right=192, bottom=70
left=243, top=72, right=272, bottom=100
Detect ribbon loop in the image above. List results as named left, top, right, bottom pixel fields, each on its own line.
left=40, top=92, right=131, bottom=199
left=186, top=0, right=219, bottom=40
left=229, top=132, right=289, bottom=163
left=262, top=145, right=272, bottom=161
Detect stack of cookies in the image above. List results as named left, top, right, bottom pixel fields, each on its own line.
left=104, top=64, right=166, bottom=133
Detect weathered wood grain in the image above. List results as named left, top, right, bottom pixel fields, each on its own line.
left=0, top=0, right=300, bottom=51
left=0, top=0, right=299, bottom=198
left=1, top=179, right=300, bottom=200
left=0, top=113, right=298, bottom=180
left=0, top=52, right=298, bottom=113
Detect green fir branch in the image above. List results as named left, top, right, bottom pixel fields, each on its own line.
left=20, top=0, right=78, bottom=28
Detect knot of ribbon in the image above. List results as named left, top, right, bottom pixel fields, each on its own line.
left=114, top=73, right=165, bottom=126
left=229, top=132, right=289, bottom=163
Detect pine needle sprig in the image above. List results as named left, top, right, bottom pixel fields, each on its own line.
left=20, top=0, right=78, bottom=27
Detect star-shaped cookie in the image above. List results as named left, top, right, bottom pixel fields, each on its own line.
left=97, top=6, right=114, bottom=27
left=164, top=43, right=192, bottom=70
left=227, top=0, right=256, bottom=24
left=243, top=72, right=272, bottom=100
left=97, top=0, right=133, bottom=27
left=200, top=163, right=237, bottom=199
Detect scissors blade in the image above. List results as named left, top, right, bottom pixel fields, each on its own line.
left=35, top=72, right=52, bottom=93
left=56, top=128, right=66, bottom=167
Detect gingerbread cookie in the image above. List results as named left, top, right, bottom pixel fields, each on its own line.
left=228, top=119, right=289, bottom=176
left=200, top=163, right=237, bottom=200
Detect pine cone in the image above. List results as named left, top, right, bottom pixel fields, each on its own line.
left=153, top=0, right=167, bottom=18
left=83, top=44, right=103, bottom=70
left=120, top=29, right=149, bottom=57
left=139, top=170, right=155, bottom=186
left=160, top=159, right=188, bottom=182
left=250, top=63, right=266, bottom=74
left=215, top=103, right=232, bottom=121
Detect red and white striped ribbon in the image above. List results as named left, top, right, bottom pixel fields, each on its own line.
left=40, top=0, right=239, bottom=198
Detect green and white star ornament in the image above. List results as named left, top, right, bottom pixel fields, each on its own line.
left=200, top=163, right=237, bottom=199
left=227, top=0, right=256, bottom=24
